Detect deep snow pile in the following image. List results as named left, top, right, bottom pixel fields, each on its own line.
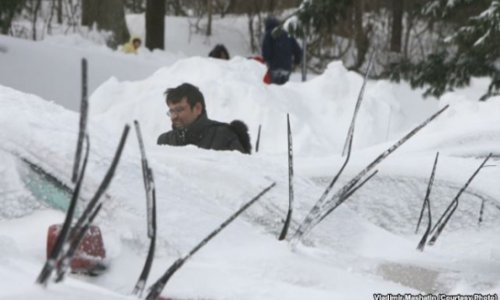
left=1, top=25, right=500, bottom=299
left=0, top=14, right=253, bottom=112
left=91, top=56, right=500, bottom=158
left=0, top=84, right=416, bottom=299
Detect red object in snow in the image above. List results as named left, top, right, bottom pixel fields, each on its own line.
left=46, top=224, right=106, bottom=274
left=263, top=71, right=272, bottom=84
left=249, top=56, right=272, bottom=84
left=251, top=55, right=265, bottom=63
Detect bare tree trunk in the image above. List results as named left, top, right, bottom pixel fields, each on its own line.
left=352, top=0, right=369, bottom=70
left=170, top=0, right=186, bottom=16
left=32, top=0, right=42, bottom=40
left=248, top=13, right=256, bottom=52
left=57, top=0, right=63, bottom=24
left=146, top=0, right=165, bottom=50
left=301, top=24, right=309, bottom=82
left=246, top=1, right=264, bottom=54
left=256, top=11, right=262, bottom=50
left=81, top=0, right=130, bottom=48
left=206, top=0, right=212, bottom=36
left=47, top=0, right=57, bottom=34
left=65, top=0, right=80, bottom=32
left=390, top=0, right=403, bottom=52
left=218, top=0, right=234, bottom=18
left=403, top=11, right=414, bottom=58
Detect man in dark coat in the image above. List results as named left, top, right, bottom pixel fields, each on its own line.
left=157, top=83, right=249, bottom=153
left=262, top=17, right=302, bottom=85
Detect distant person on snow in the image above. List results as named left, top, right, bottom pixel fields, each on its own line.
left=208, top=44, right=230, bottom=60
left=262, top=17, right=302, bottom=85
left=157, top=83, right=251, bottom=154
left=121, top=37, right=142, bottom=54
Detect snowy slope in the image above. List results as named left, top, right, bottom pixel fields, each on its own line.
left=0, top=14, right=253, bottom=112
left=1, top=13, right=500, bottom=300
left=0, top=85, right=416, bottom=299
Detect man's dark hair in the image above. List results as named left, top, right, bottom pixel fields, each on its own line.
left=164, top=83, right=206, bottom=115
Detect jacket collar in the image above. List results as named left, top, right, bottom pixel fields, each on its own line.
left=172, top=114, right=214, bottom=144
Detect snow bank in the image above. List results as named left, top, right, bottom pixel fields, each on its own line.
left=0, top=82, right=422, bottom=299
left=1, top=20, right=500, bottom=298
left=89, top=56, right=500, bottom=159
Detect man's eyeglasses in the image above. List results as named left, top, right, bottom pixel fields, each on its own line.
left=166, top=106, right=186, bottom=117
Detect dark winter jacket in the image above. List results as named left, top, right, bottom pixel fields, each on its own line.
left=157, top=114, right=249, bottom=154
left=262, top=17, right=302, bottom=72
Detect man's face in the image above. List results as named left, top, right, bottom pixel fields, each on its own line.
left=167, top=97, right=202, bottom=129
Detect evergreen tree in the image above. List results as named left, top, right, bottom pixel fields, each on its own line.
left=296, top=0, right=351, bottom=34
left=0, top=0, right=25, bottom=34
left=389, top=0, right=500, bottom=101
left=291, top=0, right=353, bottom=72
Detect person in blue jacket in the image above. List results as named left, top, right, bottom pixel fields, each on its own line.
left=262, top=17, right=302, bottom=85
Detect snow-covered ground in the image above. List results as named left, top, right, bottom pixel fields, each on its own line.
left=0, top=14, right=499, bottom=300
left=0, top=15, right=253, bottom=111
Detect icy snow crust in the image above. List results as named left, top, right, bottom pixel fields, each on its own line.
left=1, top=48, right=500, bottom=299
